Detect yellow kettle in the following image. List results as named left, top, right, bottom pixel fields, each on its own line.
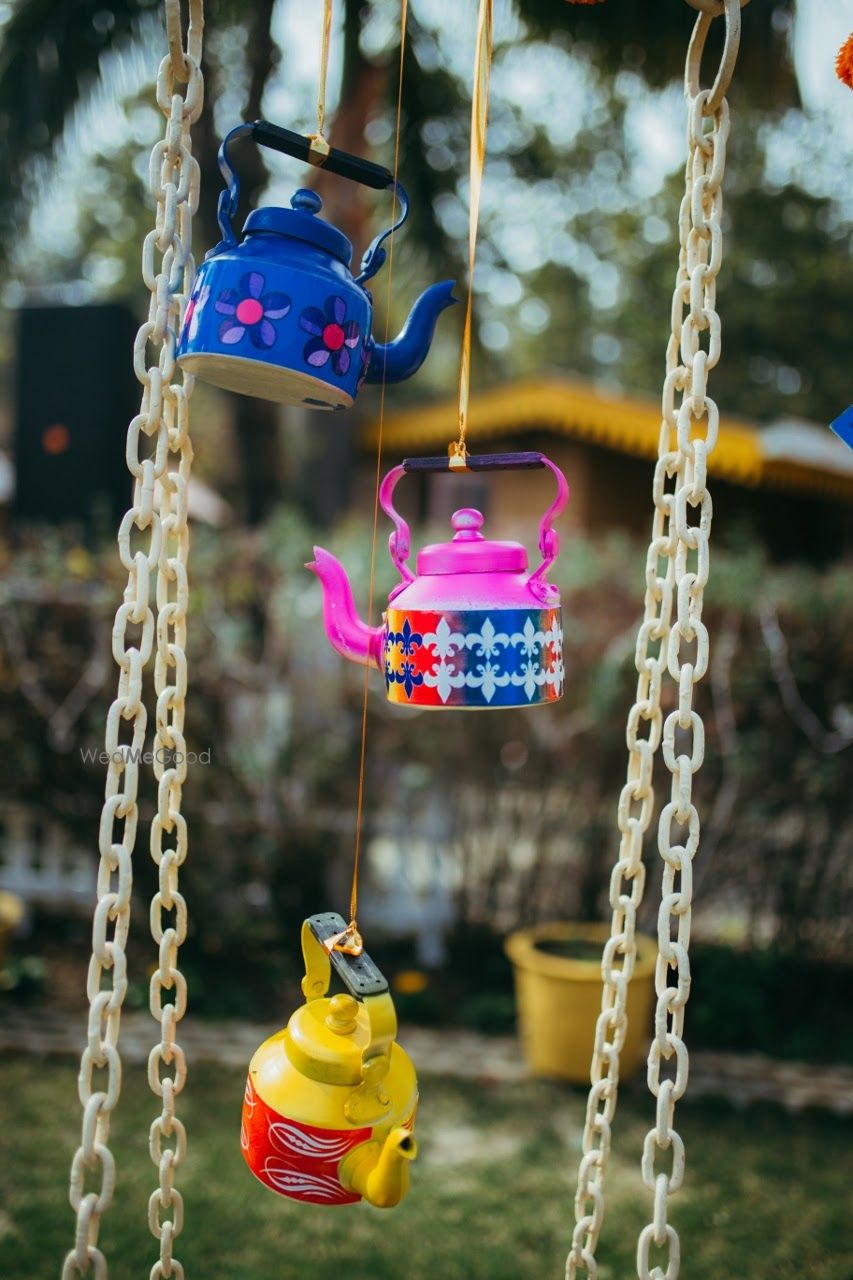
left=241, top=913, right=418, bottom=1208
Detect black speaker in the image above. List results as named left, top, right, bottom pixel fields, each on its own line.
left=14, top=303, right=138, bottom=529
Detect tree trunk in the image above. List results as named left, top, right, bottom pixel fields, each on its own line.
left=194, top=0, right=283, bottom=526
left=298, top=0, right=387, bottom=522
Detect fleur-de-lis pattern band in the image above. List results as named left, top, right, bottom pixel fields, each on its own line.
left=384, top=608, right=564, bottom=708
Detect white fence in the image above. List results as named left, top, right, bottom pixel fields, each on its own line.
left=0, top=807, right=94, bottom=917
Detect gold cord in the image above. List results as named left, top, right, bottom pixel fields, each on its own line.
left=309, top=0, right=333, bottom=163
left=452, top=0, right=493, bottom=462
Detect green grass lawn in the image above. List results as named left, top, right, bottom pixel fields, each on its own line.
left=1, top=1055, right=851, bottom=1280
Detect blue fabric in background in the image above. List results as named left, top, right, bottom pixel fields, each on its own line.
left=830, top=405, right=853, bottom=452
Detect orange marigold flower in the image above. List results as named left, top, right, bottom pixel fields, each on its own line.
left=837, top=32, right=853, bottom=89
left=393, top=969, right=430, bottom=996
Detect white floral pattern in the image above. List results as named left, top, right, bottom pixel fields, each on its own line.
left=466, top=617, right=510, bottom=659
left=422, top=617, right=467, bottom=703
left=268, top=1121, right=358, bottom=1161
left=466, top=659, right=512, bottom=703
left=510, top=659, right=548, bottom=701
left=261, top=1160, right=351, bottom=1202
left=511, top=616, right=545, bottom=658
left=544, top=620, right=564, bottom=689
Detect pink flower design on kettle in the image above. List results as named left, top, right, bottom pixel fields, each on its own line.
left=182, top=283, right=210, bottom=343
left=216, top=271, right=291, bottom=349
left=299, top=296, right=362, bottom=376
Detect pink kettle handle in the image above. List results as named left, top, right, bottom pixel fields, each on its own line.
left=528, top=455, right=569, bottom=602
left=380, top=452, right=569, bottom=603
left=379, top=465, right=415, bottom=600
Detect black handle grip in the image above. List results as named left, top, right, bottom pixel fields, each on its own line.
left=306, top=913, right=389, bottom=998
left=251, top=121, right=395, bottom=191
left=402, top=451, right=547, bottom=474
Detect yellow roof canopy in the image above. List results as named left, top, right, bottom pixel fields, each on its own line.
left=366, top=376, right=853, bottom=503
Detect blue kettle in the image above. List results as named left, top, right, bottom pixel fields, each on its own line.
left=176, top=121, right=456, bottom=409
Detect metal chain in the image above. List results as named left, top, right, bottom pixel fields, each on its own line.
left=146, top=6, right=203, bottom=1280
left=635, top=82, right=730, bottom=1280
left=61, top=5, right=202, bottom=1279
left=566, top=7, right=737, bottom=1278
left=564, top=224, right=680, bottom=1280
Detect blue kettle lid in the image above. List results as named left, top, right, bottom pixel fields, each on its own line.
left=243, top=189, right=353, bottom=267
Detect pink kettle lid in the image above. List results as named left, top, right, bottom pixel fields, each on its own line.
left=417, top=509, right=527, bottom=576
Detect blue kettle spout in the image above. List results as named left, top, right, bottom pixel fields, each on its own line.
left=366, top=281, right=457, bottom=384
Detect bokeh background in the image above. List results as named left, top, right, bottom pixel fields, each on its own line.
left=0, top=2, right=851, bottom=1278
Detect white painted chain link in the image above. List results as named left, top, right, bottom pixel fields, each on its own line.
left=146, top=6, right=202, bottom=1280
left=564, top=253, right=679, bottom=1280
left=62, top=5, right=203, bottom=1279
left=565, top=7, right=737, bottom=1280
left=635, top=80, right=730, bottom=1280
left=686, top=0, right=748, bottom=115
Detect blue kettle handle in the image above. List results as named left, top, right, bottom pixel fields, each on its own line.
left=215, top=120, right=409, bottom=284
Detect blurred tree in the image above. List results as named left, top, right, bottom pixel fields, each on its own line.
left=0, top=0, right=799, bottom=253
left=0, top=0, right=831, bottom=522
left=603, top=124, right=853, bottom=424
left=523, top=0, right=797, bottom=103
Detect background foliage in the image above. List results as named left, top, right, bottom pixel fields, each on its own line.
left=3, top=508, right=851, bottom=1060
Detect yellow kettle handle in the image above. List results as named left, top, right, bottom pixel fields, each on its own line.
left=300, top=915, right=397, bottom=1096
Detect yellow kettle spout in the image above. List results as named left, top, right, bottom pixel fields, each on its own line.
left=340, top=1127, right=417, bottom=1209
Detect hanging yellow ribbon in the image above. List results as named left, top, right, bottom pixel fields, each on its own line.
left=451, top=0, right=494, bottom=468
left=309, top=0, right=333, bottom=163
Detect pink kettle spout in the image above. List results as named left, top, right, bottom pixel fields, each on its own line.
left=307, top=547, right=385, bottom=670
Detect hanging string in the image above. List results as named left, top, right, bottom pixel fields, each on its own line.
left=327, top=0, right=409, bottom=958
left=309, top=0, right=333, bottom=163
left=450, top=0, right=494, bottom=469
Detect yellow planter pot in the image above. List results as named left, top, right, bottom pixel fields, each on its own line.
left=0, top=892, right=24, bottom=969
left=505, top=922, right=657, bottom=1084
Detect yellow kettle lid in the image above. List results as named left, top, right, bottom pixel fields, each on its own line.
left=286, top=994, right=377, bottom=1085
